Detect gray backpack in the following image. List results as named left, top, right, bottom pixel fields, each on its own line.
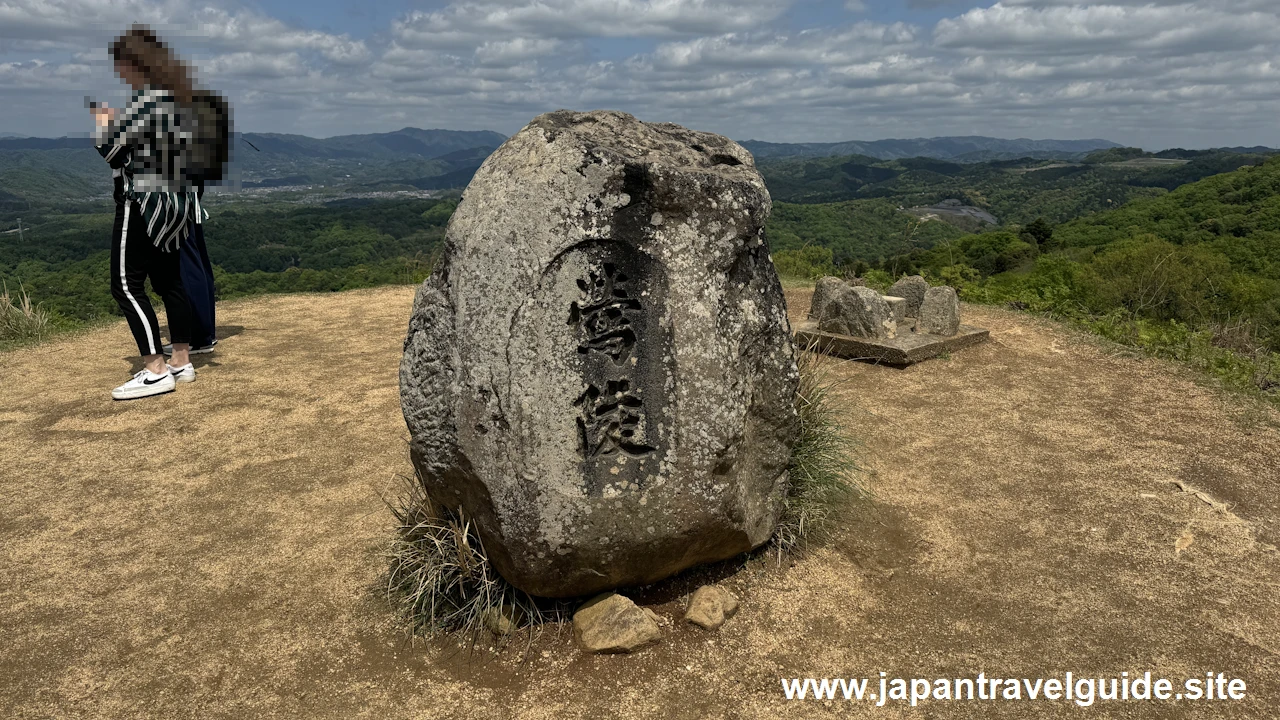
left=180, top=90, right=231, bottom=186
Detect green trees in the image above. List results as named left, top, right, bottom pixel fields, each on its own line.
left=8, top=149, right=1280, bottom=387
left=754, top=151, right=1212, bottom=227
left=766, top=199, right=965, bottom=264
left=421, top=200, right=456, bottom=226
left=0, top=198, right=455, bottom=325
left=832, top=156, right=1280, bottom=363
left=1020, top=218, right=1054, bottom=247
left=1082, top=147, right=1149, bottom=164
left=771, top=246, right=836, bottom=279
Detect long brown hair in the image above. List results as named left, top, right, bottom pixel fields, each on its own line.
left=109, top=24, right=196, bottom=104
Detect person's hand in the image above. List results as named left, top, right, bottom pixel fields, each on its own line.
left=91, top=105, right=117, bottom=128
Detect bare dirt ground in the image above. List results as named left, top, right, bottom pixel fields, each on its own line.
left=2, top=284, right=1278, bottom=719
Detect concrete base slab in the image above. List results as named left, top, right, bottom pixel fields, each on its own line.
left=793, top=318, right=990, bottom=366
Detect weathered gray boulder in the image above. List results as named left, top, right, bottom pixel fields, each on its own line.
left=889, top=275, right=929, bottom=317
left=684, top=584, right=740, bottom=630
left=808, top=276, right=846, bottom=328
left=810, top=277, right=860, bottom=336
left=809, top=278, right=895, bottom=339
left=917, top=286, right=960, bottom=336
left=852, top=286, right=897, bottom=339
left=574, top=593, right=661, bottom=653
left=400, top=110, right=799, bottom=598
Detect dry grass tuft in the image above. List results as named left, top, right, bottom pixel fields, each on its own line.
left=384, top=472, right=569, bottom=640
left=0, top=283, right=51, bottom=346
left=771, top=341, right=868, bottom=555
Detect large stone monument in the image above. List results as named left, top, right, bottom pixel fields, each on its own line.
left=400, top=110, right=799, bottom=598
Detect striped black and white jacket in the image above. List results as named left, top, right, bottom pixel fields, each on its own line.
left=94, top=85, right=207, bottom=251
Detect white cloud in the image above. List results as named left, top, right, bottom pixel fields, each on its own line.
left=935, top=3, right=1275, bottom=55
left=200, top=51, right=310, bottom=79
left=392, top=0, right=793, bottom=48
left=0, top=0, right=178, bottom=41
left=188, top=8, right=371, bottom=62
left=473, top=37, right=573, bottom=66
left=2, top=0, right=1280, bottom=149
left=645, top=24, right=918, bottom=71
left=0, top=59, right=94, bottom=90
left=0, top=1, right=371, bottom=70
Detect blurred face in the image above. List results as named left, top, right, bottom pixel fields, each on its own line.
left=114, top=61, right=146, bottom=91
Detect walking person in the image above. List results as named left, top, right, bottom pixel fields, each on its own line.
left=182, top=184, right=218, bottom=352
left=167, top=181, right=218, bottom=356
left=93, top=25, right=210, bottom=400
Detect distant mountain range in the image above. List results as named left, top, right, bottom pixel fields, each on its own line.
left=2, top=127, right=1275, bottom=207
left=236, top=127, right=507, bottom=161
left=2, top=130, right=1122, bottom=164
left=0, top=127, right=504, bottom=156
left=740, top=136, right=1125, bottom=162
left=0, top=127, right=511, bottom=202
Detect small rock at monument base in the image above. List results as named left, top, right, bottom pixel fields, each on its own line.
left=684, top=585, right=740, bottom=631
left=574, top=592, right=662, bottom=653
left=916, top=286, right=961, bottom=336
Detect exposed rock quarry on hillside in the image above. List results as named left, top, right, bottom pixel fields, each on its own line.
left=400, top=110, right=799, bottom=598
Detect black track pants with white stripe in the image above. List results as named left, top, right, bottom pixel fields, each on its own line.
left=110, top=199, right=193, bottom=356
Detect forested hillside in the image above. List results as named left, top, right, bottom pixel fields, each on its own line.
left=775, top=157, right=1280, bottom=395
left=1, top=199, right=453, bottom=323
left=740, top=136, right=1120, bottom=161
left=765, top=199, right=967, bottom=265
left=5, top=135, right=1279, bottom=399
left=756, top=150, right=1273, bottom=224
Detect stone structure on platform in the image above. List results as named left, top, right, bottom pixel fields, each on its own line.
left=810, top=276, right=859, bottom=336
left=400, top=110, right=800, bottom=599
left=797, top=275, right=988, bottom=365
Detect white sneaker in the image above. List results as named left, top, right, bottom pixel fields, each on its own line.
left=112, top=368, right=176, bottom=400
left=168, top=363, right=196, bottom=384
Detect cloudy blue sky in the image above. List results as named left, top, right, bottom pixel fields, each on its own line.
left=2, top=0, right=1278, bottom=148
